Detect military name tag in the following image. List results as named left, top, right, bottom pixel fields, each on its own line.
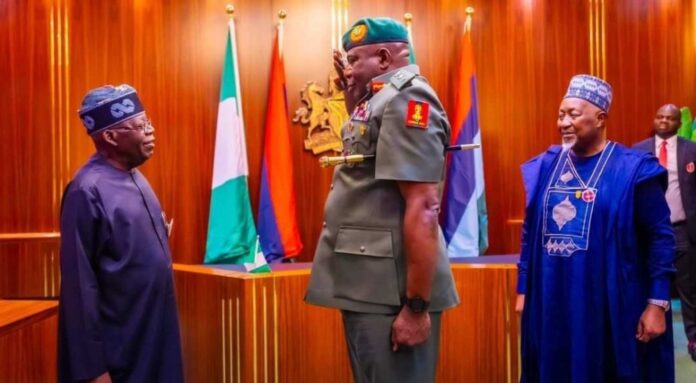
left=406, top=100, right=429, bottom=129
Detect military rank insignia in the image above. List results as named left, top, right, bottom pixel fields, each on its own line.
left=406, top=100, right=430, bottom=129
left=371, top=81, right=385, bottom=94
left=350, top=25, right=368, bottom=43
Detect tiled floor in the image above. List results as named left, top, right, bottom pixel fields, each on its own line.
left=672, top=300, right=696, bottom=382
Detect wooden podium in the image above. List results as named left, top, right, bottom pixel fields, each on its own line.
left=0, top=300, right=58, bottom=382
left=173, top=256, right=520, bottom=383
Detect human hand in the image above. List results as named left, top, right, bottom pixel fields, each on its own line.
left=391, top=306, right=431, bottom=352
left=88, top=372, right=112, bottom=383
left=332, top=49, right=347, bottom=91
left=636, top=304, right=666, bottom=343
left=515, top=294, right=525, bottom=314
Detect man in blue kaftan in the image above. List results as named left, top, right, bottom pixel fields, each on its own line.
left=58, top=85, right=183, bottom=383
left=516, top=75, right=676, bottom=382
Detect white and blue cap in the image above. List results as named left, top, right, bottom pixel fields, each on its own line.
left=564, top=74, right=613, bottom=113
left=78, top=84, right=145, bottom=134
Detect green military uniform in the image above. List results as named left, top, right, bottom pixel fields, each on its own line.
left=305, top=18, right=459, bottom=382
left=305, top=65, right=459, bottom=313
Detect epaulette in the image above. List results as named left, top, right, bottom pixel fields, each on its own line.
left=389, top=69, right=417, bottom=90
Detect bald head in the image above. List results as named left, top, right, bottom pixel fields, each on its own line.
left=653, top=103, right=681, bottom=139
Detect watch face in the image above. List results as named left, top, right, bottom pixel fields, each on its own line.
left=407, top=297, right=428, bottom=313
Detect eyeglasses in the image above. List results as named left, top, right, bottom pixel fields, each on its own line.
left=111, top=119, right=154, bottom=133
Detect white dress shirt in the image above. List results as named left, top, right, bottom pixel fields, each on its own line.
left=655, top=134, right=686, bottom=223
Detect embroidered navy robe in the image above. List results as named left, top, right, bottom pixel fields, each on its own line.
left=518, top=143, right=675, bottom=382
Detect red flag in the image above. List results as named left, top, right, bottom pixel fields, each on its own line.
left=257, top=24, right=303, bottom=261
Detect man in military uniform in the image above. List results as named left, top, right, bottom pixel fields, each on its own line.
left=305, top=17, right=459, bottom=383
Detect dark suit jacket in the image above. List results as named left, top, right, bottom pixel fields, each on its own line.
left=634, top=136, right=696, bottom=244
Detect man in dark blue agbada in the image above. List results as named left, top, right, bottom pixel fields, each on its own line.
left=517, top=75, right=676, bottom=382
left=58, top=85, right=183, bottom=383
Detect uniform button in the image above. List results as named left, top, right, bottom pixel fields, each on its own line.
left=360, top=246, right=366, bottom=253
left=323, top=221, right=327, bottom=228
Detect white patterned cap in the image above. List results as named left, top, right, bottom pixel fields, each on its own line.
left=564, top=74, right=613, bottom=113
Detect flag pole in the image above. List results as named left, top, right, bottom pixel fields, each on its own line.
left=404, top=12, right=413, bottom=29
left=226, top=4, right=234, bottom=19
left=278, top=9, right=286, bottom=57
left=465, top=6, right=474, bottom=34
left=404, top=12, right=416, bottom=64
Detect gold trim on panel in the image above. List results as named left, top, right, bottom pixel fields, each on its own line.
left=504, top=271, right=513, bottom=383
left=63, top=0, right=71, bottom=182
left=588, top=0, right=607, bottom=78
left=331, top=0, right=349, bottom=51
left=588, top=0, right=595, bottom=75
left=252, top=281, right=258, bottom=383
left=0, top=232, right=60, bottom=241
left=51, top=251, right=56, bottom=296
left=236, top=297, right=241, bottom=383
left=331, top=0, right=336, bottom=50
left=600, top=0, right=606, bottom=78
left=227, top=298, right=234, bottom=382
left=43, top=254, right=48, bottom=297
left=595, top=0, right=600, bottom=76
left=49, top=3, right=58, bottom=222
left=273, top=278, right=279, bottom=383
left=48, top=0, right=71, bottom=223
left=56, top=0, right=64, bottom=198
left=222, top=298, right=227, bottom=383
left=263, top=286, right=268, bottom=383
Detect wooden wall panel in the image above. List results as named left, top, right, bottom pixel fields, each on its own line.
left=0, top=239, right=60, bottom=298
left=439, top=265, right=519, bottom=382
left=173, top=261, right=519, bottom=383
left=605, top=0, right=696, bottom=146
left=0, top=0, right=56, bottom=233
left=0, top=300, right=58, bottom=383
left=2, top=0, right=696, bottom=267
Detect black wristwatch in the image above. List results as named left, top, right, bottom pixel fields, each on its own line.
left=404, top=296, right=430, bottom=313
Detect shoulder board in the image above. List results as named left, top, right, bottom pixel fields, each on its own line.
left=389, top=69, right=418, bottom=90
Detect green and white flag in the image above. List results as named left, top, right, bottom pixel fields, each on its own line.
left=244, top=236, right=272, bottom=273
left=204, top=18, right=269, bottom=274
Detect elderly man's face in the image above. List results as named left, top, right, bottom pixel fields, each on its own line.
left=653, top=104, right=680, bottom=139
left=344, top=45, right=384, bottom=103
left=557, top=98, right=605, bottom=151
left=109, top=113, right=156, bottom=168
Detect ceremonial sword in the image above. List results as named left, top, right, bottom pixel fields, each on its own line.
left=318, top=143, right=481, bottom=167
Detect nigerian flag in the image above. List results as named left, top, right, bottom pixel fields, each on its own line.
left=204, top=18, right=270, bottom=273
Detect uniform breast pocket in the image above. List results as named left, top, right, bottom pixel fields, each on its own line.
left=347, top=121, right=377, bottom=155
left=332, top=226, right=401, bottom=306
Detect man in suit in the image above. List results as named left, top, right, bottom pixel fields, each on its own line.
left=635, top=103, right=696, bottom=361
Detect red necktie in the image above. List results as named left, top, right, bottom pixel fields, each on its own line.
left=659, top=141, right=668, bottom=168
